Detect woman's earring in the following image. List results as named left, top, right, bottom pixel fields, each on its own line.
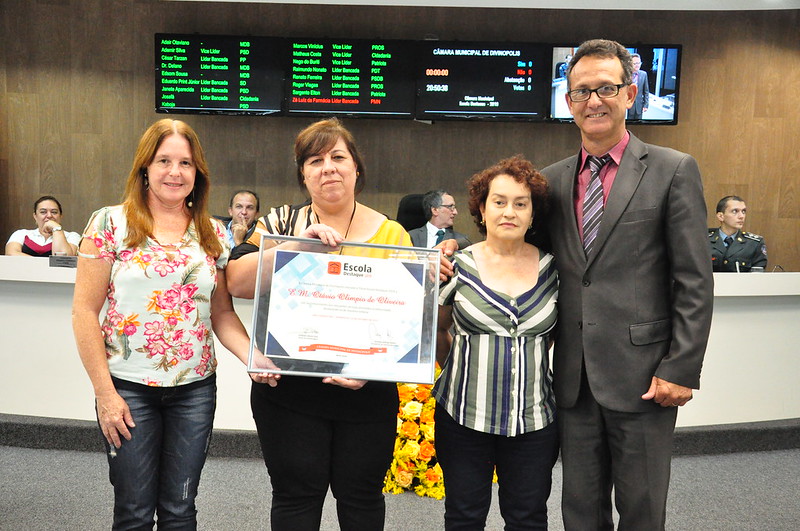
left=187, top=190, right=194, bottom=208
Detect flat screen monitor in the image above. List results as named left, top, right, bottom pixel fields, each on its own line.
left=284, top=38, right=416, bottom=118
left=549, top=44, right=682, bottom=125
left=415, top=41, right=550, bottom=122
left=155, top=33, right=284, bottom=115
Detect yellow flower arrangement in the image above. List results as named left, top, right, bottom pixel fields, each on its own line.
left=384, top=371, right=445, bottom=499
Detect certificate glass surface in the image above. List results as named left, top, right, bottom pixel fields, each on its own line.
left=247, top=234, right=439, bottom=384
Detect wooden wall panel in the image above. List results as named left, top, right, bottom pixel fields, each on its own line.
left=1, top=1, right=798, bottom=270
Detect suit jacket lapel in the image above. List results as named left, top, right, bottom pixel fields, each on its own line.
left=558, top=155, right=585, bottom=260
left=586, top=134, right=648, bottom=269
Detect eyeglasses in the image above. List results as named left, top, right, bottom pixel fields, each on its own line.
left=439, top=204, right=456, bottom=210
left=567, top=83, right=626, bottom=102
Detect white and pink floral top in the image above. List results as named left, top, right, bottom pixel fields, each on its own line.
left=83, top=205, right=229, bottom=387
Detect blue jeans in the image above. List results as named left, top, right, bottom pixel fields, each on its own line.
left=435, top=404, right=560, bottom=531
left=102, top=376, right=216, bottom=530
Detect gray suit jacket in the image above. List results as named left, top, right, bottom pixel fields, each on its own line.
left=408, top=226, right=471, bottom=249
left=629, top=70, right=650, bottom=118
left=542, top=133, right=713, bottom=412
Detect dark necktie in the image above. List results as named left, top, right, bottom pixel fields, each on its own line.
left=724, top=236, right=733, bottom=247
left=435, top=229, right=445, bottom=245
left=582, top=155, right=612, bottom=254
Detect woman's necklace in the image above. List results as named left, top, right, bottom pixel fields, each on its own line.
left=313, top=201, right=357, bottom=239
left=312, top=201, right=357, bottom=254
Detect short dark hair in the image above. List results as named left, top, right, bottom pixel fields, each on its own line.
left=716, top=195, right=746, bottom=214
left=229, top=189, right=260, bottom=212
left=467, top=155, right=549, bottom=236
left=422, top=189, right=449, bottom=220
left=294, top=118, right=365, bottom=196
left=567, top=39, right=633, bottom=89
left=34, top=195, right=62, bottom=213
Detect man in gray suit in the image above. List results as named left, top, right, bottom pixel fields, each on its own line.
left=627, top=53, right=649, bottom=120
left=542, top=39, right=713, bottom=530
left=408, top=189, right=471, bottom=249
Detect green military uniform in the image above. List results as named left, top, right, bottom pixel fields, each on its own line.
left=709, top=229, right=767, bottom=272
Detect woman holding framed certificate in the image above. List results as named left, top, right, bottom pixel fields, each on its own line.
left=226, top=118, right=411, bottom=530
left=433, top=155, right=559, bottom=530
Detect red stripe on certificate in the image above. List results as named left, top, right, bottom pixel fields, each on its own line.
left=298, top=344, right=387, bottom=355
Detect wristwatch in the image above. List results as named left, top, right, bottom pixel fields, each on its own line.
left=51, top=226, right=63, bottom=232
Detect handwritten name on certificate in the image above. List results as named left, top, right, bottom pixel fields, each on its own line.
left=265, top=249, right=428, bottom=382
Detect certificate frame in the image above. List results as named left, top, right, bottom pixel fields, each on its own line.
left=246, top=234, right=440, bottom=384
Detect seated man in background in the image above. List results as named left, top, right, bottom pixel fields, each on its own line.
left=408, top=189, right=471, bottom=249
left=5, top=195, right=80, bottom=256
left=223, top=189, right=260, bottom=249
left=709, top=195, right=767, bottom=272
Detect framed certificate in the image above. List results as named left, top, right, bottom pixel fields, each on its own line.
left=247, top=234, right=440, bottom=384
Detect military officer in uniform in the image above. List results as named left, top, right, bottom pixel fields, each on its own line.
left=709, top=195, right=767, bottom=272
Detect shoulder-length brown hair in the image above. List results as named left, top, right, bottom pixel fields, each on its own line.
left=122, top=119, right=222, bottom=258
left=294, top=118, right=366, bottom=196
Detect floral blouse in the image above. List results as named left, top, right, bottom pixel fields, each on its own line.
left=83, top=205, right=229, bottom=387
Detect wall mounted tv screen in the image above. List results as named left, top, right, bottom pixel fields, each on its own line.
left=550, top=44, right=682, bottom=125
left=415, top=41, right=550, bottom=122
left=155, top=33, right=284, bottom=115
left=284, top=38, right=416, bottom=118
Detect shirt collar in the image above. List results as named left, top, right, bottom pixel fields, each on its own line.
left=580, top=131, right=630, bottom=170
left=426, top=222, right=444, bottom=238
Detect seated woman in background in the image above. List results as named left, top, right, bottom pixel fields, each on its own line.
left=434, top=155, right=559, bottom=530
left=5, top=195, right=80, bottom=256
left=226, top=117, right=411, bottom=531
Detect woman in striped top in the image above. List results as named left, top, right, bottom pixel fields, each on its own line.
left=433, top=155, right=559, bottom=530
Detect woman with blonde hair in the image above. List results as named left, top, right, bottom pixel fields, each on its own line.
left=73, top=119, right=262, bottom=529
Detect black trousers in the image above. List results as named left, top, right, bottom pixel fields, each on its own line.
left=251, top=389, right=396, bottom=531
left=558, top=373, right=678, bottom=531
left=435, top=404, right=559, bottom=531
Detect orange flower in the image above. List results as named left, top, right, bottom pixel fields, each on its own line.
left=425, top=467, right=441, bottom=483
left=146, top=294, right=157, bottom=312
left=419, top=440, right=435, bottom=461
left=397, top=384, right=415, bottom=403
left=420, top=408, right=435, bottom=424
left=400, top=420, right=420, bottom=439
left=414, top=385, right=432, bottom=402
left=116, top=313, right=141, bottom=332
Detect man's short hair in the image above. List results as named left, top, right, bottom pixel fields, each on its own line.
left=716, top=195, right=745, bottom=214
left=229, top=189, right=260, bottom=212
left=567, top=39, right=633, bottom=89
left=422, top=189, right=448, bottom=220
